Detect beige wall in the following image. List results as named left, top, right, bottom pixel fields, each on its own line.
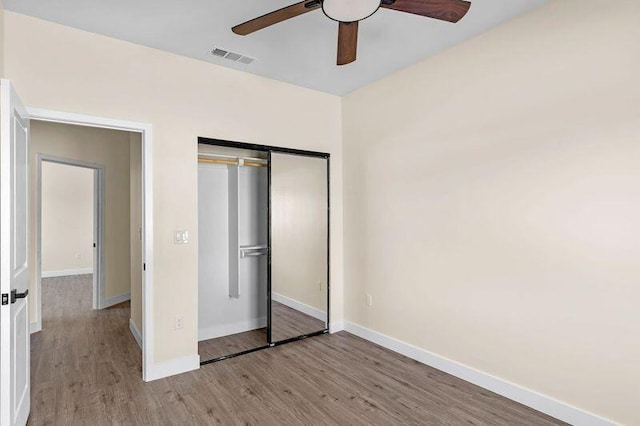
left=130, top=133, right=142, bottom=333
left=5, top=11, right=344, bottom=364
left=343, top=0, right=640, bottom=424
left=0, top=0, right=4, bottom=77
left=30, top=121, right=132, bottom=324
left=41, top=161, right=93, bottom=274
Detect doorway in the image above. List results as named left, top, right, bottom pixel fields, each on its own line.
left=25, top=107, right=154, bottom=381
left=28, top=118, right=149, bottom=380
left=37, top=156, right=105, bottom=323
left=1, top=92, right=156, bottom=426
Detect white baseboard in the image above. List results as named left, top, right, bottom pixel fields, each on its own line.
left=146, top=354, right=200, bottom=382
left=272, top=292, right=327, bottom=322
left=42, top=268, right=93, bottom=278
left=198, top=317, right=266, bottom=341
left=329, top=321, right=344, bottom=333
left=29, top=321, right=42, bottom=334
left=129, top=319, right=142, bottom=349
left=343, top=321, right=616, bottom=426
left=101, top=291, right=131, bottom=309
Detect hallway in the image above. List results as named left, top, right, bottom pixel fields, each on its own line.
left=30, top=275, right=140, bottom=424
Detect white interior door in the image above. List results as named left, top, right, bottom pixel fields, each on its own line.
left=0, top=80, right=31, bottom=426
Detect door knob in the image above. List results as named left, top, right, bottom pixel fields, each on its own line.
left=10, top=289, right=28, bottom=304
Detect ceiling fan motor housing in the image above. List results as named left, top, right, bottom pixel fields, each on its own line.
left=322, top=0, right=382, bottom=22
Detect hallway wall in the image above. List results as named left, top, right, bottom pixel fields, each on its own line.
left=41, top=161, right=93, bottom=276
left=130, top=133, right=143, bottom=334
left=30, top=121, right=133, bottom=325
left=0, top=0, right=4, bottom=77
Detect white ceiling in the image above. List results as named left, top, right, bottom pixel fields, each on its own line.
left=4, top=0, right=548, bottom=95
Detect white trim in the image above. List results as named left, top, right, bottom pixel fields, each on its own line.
left=28, top=108, right=152, bottom=134
left=101, top=292, right=131, bottom=309
left=129, top=319, right=142, bottom=349
left=198, top=317, right=266, bottom=342
left=29, top=322, right=42, bottom=334
left=41, top=268, right=93, bottom=278
left=1, top=79, right=32, bottom=425
left=146, top=355, right=200, bottom=382
left=37, top=154, right=106, bottom=314
left=141, top=123, right=155, bottom=382
left=343, top=321, right=616, bottom=426
left=0, top=81, right=12, bottom=426
left=27, top=107, right=156, bottom=382
left=272, top=292, right=327, bottom=322
left=329, top=321, right=344, bottom=333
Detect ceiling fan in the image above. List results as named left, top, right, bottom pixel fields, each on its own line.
left=232, top=0, right=472, bottom=66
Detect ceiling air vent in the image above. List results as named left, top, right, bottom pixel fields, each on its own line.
left=237, top=56, right=255, bottom=65
left=224, top=52, right=242, bottom=61
left=211, top=48, right=228, bottom=58
left=210, top=47, right=256, bottom=66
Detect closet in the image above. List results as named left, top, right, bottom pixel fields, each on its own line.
left=197, top=138, right=329, bottom=363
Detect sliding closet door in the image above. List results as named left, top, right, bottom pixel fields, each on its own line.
left=269, top=152, right=329, bottom=343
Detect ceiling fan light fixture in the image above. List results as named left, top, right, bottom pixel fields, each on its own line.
left=322, top=0, right=381, bottom=22
left=231, top=0, right=472, bottom=66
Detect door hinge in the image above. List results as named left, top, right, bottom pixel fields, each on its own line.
left=1, top=293, right=8, bottom=305
left=143, top=263, right=146, bottom=271
left=93, top=242, right=97, bottom=248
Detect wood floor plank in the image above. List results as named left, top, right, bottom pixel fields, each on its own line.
left=29, top=275, right=565, bottom=425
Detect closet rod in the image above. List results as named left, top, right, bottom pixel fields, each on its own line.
left=197, top=157, right=266, bottom=168
left=199, top=152, right=266, bottom=162
left=198, top=152, right=267, bottom=167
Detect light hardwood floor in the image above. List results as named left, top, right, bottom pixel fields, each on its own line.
left=199, top=327, right=266, bottom=362
left=30, top=275, right=564, bottom=425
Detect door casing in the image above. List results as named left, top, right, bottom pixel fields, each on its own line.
left=26, top=108, right=156, bottom=381
left=35, top=155, right=105, bottom=330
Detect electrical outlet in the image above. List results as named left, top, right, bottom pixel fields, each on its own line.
left=174, top=314, right=184, bottom=330
left=366, top=294, right=373, bottom=307
left=75, top=252, right=81, bottom=260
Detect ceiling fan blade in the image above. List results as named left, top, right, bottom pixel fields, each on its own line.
left=381, top=0, right=471, bottom=23
left=232, top=0, right=321, bottom=35
left=337, top=21, right=359, bottom=66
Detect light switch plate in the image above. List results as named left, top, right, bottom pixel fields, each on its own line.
left=174, top=230, right=189, bottom=244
